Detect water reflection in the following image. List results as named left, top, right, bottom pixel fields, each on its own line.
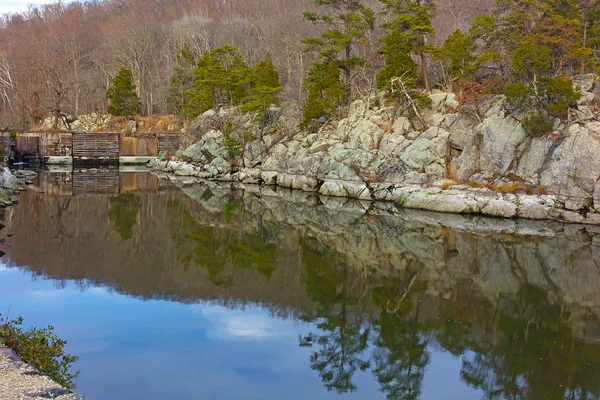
left=1, top=171, right=599, bottom=400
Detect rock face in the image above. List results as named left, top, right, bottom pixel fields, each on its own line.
left=0, top=167, right=17, bottom=189
left=151, top=86, right=600, bottom=224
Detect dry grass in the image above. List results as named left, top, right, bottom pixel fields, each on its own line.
left=111, top=115, right=183, bottom=133
left=489, top=182, right=523, bottom=194
left=440, top=180, right=456, bottom=190
left=467, top=180, right=550, bottom=195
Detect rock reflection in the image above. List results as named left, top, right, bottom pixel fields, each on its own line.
left=2, top=171, right=600, bottom=399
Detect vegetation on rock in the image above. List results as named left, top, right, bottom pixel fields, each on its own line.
left=0, top=315, right=79, bottom=390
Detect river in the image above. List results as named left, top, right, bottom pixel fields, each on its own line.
left=0, top=169, right=599, bottom=400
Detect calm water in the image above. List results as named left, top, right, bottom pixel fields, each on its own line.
left=1, top=170, right=599, bottom=400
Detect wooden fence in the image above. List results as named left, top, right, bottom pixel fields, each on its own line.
left=72, top=131, right=120, bottom=162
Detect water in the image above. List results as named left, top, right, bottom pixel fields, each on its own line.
left=1, top=170, right=599, bottom=400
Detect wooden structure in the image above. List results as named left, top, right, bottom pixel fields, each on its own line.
left=0, top=130, right=183, bottom=164
left=72, top=170, right=120, bottom=195
left=72, top=131, right=120, bottom=163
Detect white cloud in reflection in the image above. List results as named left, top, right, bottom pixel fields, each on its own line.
left=195, top=305, right=294, bottom=340
left=224, top=314, right=278, bottom=338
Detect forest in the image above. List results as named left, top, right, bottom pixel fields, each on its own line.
left=0, top=0, right=599, bottom=132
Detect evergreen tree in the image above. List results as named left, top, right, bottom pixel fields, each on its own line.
left=436, top=29, right=478, bottom=82
left=303, top=62, right=349, bottom=126
left=376, top=29, right=417, bottom=91
left=167, top=44, right=196, bottom=121
left=183, top=46, right=250, bottom=118
left=106, top=67, right=141, bottom=116
left=243, top=54, right=282, bottom=119
left=302, top=0, right=375, bottom=91
left=378, top=0, right=437, bottom=93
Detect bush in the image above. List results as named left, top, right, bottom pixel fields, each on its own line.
left=0, top=315, right=79, bottom=390
left=521, top=113, right=553, bottom=137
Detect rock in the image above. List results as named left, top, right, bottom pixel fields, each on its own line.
left=433, top=179, right=456, bottom=189
left=346, top=119, right=385, bottom=151
left=456, top=114, right=526, bottom=180
left=319, top=180, right=370, bottom=199
left=392, top=117, right=411, bottom=136
left=430, top=92, right=460, bottom=111
left=444, top=114, right=477, bottom=150
left=181, top=130, right=228, bottom=163
left=399, top=130, right=449, bottom=180
left=380, top=133, right=410, bottom=157
left=540, top=124, right=600, bottom=202
left=127, top=120, right=137, bottom=134
left=274, top=100, right=302, bottom=135
left=515, top=136, right=556, bottom=180
left=0, top=168, right=17, bottom=189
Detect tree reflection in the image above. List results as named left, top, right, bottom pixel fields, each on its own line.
left=108, top=193, right=141, bottom=240
left=456, top=285, right=600, bottom=400
left=167, top=199, right=279, bottom=287
left=298, top=238, right=371, bottom=393
left=296, top=240, right=600, bottom=400
left=370, top=273, right=429, bottom=400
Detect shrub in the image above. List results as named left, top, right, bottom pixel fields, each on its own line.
left=521, top=113, right=553, bottom=137
left=0, top=315, right=79, bottom=390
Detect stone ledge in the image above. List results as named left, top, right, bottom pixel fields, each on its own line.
left=149, top=159, right=600, bottom=226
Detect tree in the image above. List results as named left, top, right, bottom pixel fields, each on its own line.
left=302, top=61, right=349, bottom=126
left=376, top=28, right=417, bottom=91
left=184, top=46, right=250, bottom=117
left=436, top=29, right=478, bottom=82
left=243, top=54, right=282, bottom=125
left=107, top=66, right=141, bottom=116
left=378, top=0, right=437, bottom=93
left=302, top=0, right=375, bottom=92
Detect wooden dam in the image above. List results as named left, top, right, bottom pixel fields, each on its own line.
left=0, top=131, right=182, bottom=165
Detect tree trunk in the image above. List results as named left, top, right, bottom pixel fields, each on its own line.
left=420, top=51, right=431, bottom=93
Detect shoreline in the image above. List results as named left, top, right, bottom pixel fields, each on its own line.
left=0, top=346, right=79, bottom=400
left=150, top=159, right=600, bottom=226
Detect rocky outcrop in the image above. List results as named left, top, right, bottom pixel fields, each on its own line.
left=151, top=81, right=600, bottom=224
left=0, top=167, right=21, bottom=207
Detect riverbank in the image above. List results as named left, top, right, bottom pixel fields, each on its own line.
left=148, top=85, right=600, bottom=225
left=149, top=158, right=600, bottom=225
left=0, top=346, right=78, bottom=400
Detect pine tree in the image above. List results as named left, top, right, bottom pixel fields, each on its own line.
left=107, top=67, right=141, bottom=116
left=183, top=46, right=250, bottom=118
left=436, top=29, right=478, bottom=82
left=378, top=0, right=437, bottom=93
left=376, top=29, right=416, bottom=91
left=167, top=44, right=196, bottom=121
left=302, top=0, right=375, bottom=92
left=303, top=62, right=349, bottom=126
left=243, top=54, right=282, bottom=117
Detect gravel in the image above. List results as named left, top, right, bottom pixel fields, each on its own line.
left=0, top=346, right=81, bottom=400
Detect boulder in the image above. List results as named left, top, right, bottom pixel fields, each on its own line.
left=0, top=167, right=17, bottom=189
left=540, top=124, right=600, bottom=203
left=181, top=130, right=228, bottom=163
left=346, top=119, right=385, bottom=151
left=380, top=133, right=410, bottom=157
left=443, top=114, right=477, bottom=150
left=392, top=117, right=411, bottom=136
left=399, top=130, right=449, bottom=179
